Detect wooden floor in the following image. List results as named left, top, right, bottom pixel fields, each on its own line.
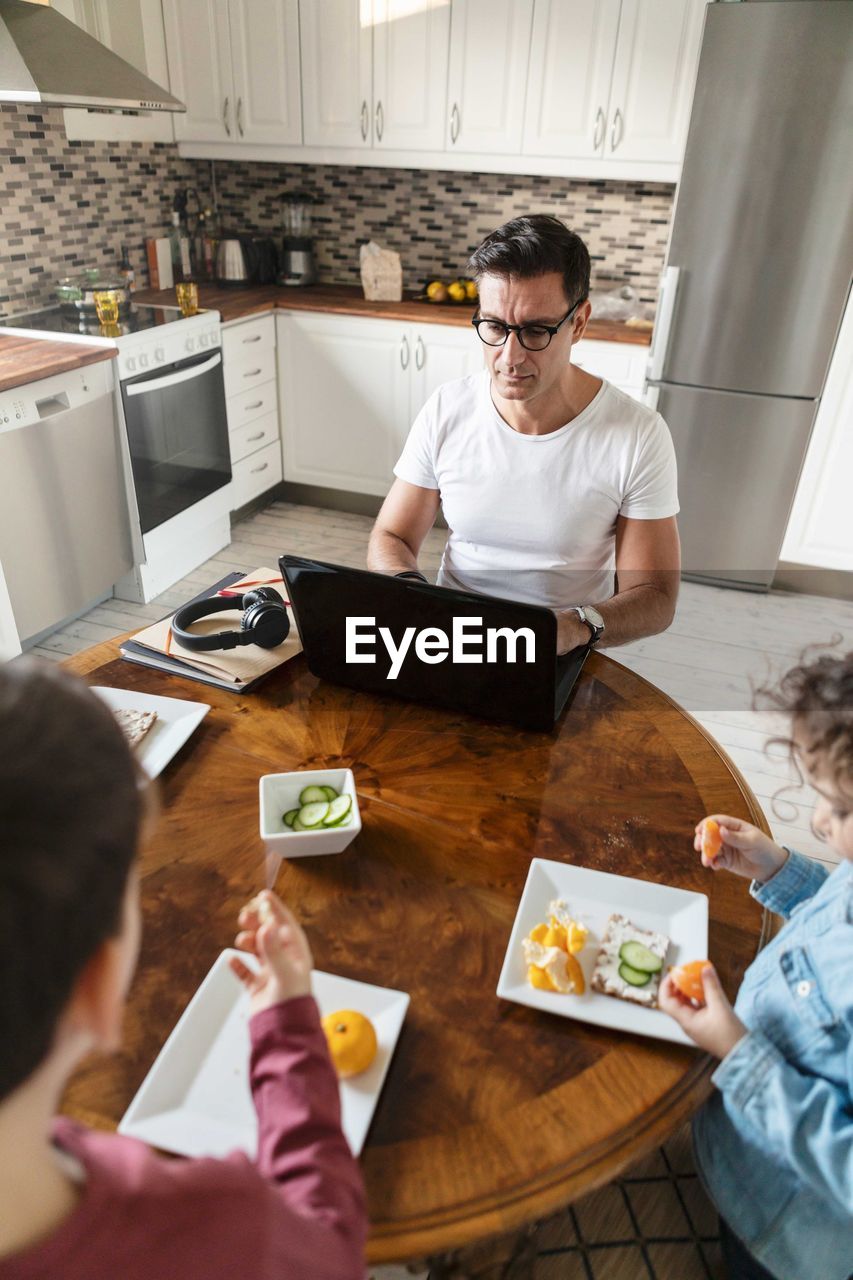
left=27, top=499, right=853, bottom=1280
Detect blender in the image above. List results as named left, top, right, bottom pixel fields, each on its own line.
left=280, top=194, right=318, bottom=286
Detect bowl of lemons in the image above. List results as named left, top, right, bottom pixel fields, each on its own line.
left=422, top=277, right=478, bottom=304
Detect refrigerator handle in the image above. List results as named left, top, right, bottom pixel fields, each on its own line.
left=647, top=266, right=680, bottom=381
left=643, top=384, right=660, bottom=412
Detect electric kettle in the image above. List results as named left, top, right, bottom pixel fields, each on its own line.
left=216, top=238, right=250, bottom=285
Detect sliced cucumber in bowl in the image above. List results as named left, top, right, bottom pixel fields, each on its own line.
left=299, top=784, right=330, bottom=806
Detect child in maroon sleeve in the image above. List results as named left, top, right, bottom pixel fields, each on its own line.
left=0, top=659, right=367, bottom=1280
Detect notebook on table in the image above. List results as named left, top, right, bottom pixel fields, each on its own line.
left=280, top=555, right=590, bottom=732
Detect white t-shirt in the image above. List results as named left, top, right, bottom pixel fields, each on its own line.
left=393, top=370, right=679, bottom=609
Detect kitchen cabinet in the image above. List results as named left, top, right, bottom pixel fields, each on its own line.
left=572, top=337, right=648, bottom=401
left=163, top=0, right=301, bottom=146
left=523, top=0, right=706, bottom=167
left=222, top=313, right=282, bottom=510
left=781, top=287, right=853, bottom=573
left=55, top=0, right=174, bottom=142
left=445, top=0, right=534, bottom=155
left=276, top=312, right=482, bottom=497
left=300, top=0, right=450, bottom=151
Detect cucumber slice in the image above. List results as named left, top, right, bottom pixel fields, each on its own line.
left=299, top=785, right=330, bottom=806
left=298, top=801, right=330, bottom=828
left=619, top=941, right=663, bottom=974
left=282, top=809, right=299, bottom=828
left=291, top=816, right=307, bottom=831
left=322, top=794, right=352, bottom=826
left=618, top=961, right=652, bottom=987
left=321, top=785, right=339, bottom=802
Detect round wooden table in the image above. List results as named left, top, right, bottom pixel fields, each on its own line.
left=63, top=642, right=769, bottom=1265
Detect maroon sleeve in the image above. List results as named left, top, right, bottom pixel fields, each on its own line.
left=247, top=998, right=368, bottom=1275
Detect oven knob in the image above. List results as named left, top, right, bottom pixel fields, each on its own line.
left=125, top=356, right=137, bottom=373
left=139, top=353, right=149, bottom=368
left=155, top=347, right=165, bottom=363
left=186, top=336, right=196, bottom=353
left=198, top=332, right=209, bottom=347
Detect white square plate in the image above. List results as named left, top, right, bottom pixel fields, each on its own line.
left=496, top=858, right=709, bottom=1045
left=92, top=686, right=210, bottom=778
left=118, top=950, right=409, bottom=1158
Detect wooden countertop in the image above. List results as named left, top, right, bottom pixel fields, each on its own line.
left=0, top=333, right=116, bottom=394
left=133, top=283, right=653, bottom=346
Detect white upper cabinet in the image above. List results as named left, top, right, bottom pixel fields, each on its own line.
left=164, top=0, right=233, bottom=143
left=446, top=0, right=534, bottom=155
left=606, top=0, right=706, bottom=165
left=57, top=0, right=175, bottom=142
left=164, top=0, right=301, bottom=145
left=301, top=0, right=449, bottom=151
left=523, top=0, right=706, bottom=169
left=372, top=0, right=451, bottom=151
left=228, top=0, right=302, bottom=144
left=523, top=0, right=620, bottom=159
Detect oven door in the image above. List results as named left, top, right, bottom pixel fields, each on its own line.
left=121, top=349, right=231, bottom=535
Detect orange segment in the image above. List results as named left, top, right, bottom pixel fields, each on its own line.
left=528, top=964, right=556, bottom=991
left=528, top=922, right=549, bottom=944
left=565, top=952, right=585, bottom=995
left=670, top=960, right=708, bottom=1004
left=543, top=922, right=568, bottom=950
left=701, top=818, right=722, bottom=864
left=567, top=921, right=588, bottom=954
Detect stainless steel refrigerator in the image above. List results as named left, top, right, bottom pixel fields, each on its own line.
left=646, top=0, right=853, bottom=590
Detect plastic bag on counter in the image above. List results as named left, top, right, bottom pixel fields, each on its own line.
left=360, top=241, right=402, bottom=302
left=591, top=283, right=654, bottom=328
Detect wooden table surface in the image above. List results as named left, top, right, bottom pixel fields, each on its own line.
left=62, top=642, right=768, bottom=1264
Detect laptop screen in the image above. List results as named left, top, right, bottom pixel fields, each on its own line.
left=281, top=556, right=588, bottom=732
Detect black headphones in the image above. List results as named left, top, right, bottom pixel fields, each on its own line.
left=171, top=586, right=290, bottom=652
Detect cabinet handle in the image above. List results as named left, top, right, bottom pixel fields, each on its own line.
left=415, top=335, right=425, bottom=370
left=223, top=96, right=231, bottom=136
left=242, top=334, right=262, bottom=343
left=375, top=99, right=384, bottom=142
left=450, top=101, right=460, bottom=144
left=593, top=106, right=605, bottom=151
left=610, top=107, right=623, bottom=152
left=250, top=462, right=269, bottom=474
left=400, top=336, right=410, bottom=370
left=247, top=431, right=266, bottom=442
left=245, top=400, right=264, bottom=410
left=236, top=96, right=244, bottom=137
left=360, top=99, right=369, bottom=141
left=243, top=368, right=262, bottom=377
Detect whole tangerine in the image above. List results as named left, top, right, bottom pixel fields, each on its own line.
left=321, top=1009, right=378, bottom=1078
left=670, top=960, right=709, bottom=1004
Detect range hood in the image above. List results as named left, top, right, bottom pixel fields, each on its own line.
left=0, top=0, right=184, bottom=111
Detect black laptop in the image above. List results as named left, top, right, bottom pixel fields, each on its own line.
left=280, top=555, right=590, bottom=732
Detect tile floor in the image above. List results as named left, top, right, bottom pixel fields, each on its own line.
left=26, top=499, right=853, bottom=1280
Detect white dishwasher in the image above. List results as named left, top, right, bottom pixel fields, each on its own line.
left=0, top=362, right=133, bottom=645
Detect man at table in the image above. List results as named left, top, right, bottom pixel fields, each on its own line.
left=366, top=214, right=680, bottom=654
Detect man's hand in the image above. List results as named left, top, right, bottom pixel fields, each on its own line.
left=696, top=814, right=788, bottom=882
left=658, top=964, right=748, bottom=1059
left=555, top=609, right=591, bottom=655
left=229, top=890, right=313, bottom=1014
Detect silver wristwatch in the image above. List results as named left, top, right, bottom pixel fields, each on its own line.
left=573, top=604, right=605, bottom=645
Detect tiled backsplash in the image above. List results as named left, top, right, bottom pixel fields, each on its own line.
left=216, top=163, right=674, bottom=306
left=0, top=102, right=674, bottom=318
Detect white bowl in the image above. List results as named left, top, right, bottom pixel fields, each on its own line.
left=259, top=768, right=362, bottom=858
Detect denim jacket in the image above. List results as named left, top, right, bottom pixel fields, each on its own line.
left=692, top=852, right=853, bottom=1280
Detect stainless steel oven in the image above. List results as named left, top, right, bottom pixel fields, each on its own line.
left=120, top=347, right=231, bottom=536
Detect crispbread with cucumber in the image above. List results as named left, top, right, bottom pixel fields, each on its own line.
left=590, top=913, right=670, bottom=1008
left=283, top=784, right=353, bottom=832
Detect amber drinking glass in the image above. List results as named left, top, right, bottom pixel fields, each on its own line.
left=93, top=289, right=120, bottom=326
left=176, top=281, right=199, bottom=316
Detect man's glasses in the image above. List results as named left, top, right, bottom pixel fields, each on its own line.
left=471, top=299, right=583, bottom=351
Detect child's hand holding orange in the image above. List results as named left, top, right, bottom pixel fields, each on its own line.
left=695, top=814, right=788, bottom=883
left=658, top=963, right=748, bottom=1059
left=230, top=890, right=313, bottom=1014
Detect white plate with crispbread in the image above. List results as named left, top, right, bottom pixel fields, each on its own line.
left=92, top=686, right=210, bottom=778
left=496, top=858, right=708, bottom=1046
